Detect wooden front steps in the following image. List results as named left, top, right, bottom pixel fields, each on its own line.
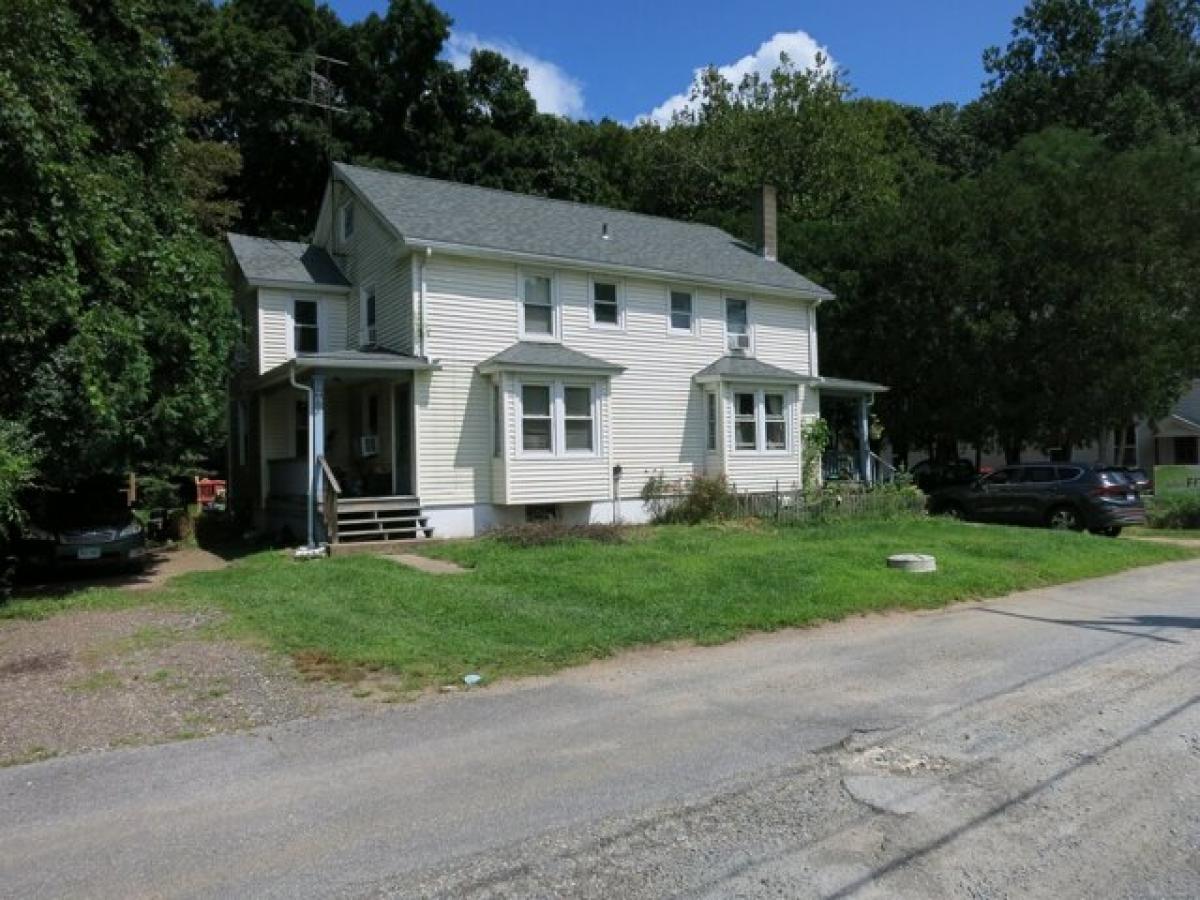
left=330, top=495, right=434, bottom=545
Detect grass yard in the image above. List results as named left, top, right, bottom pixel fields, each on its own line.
left=3, top=519, right=1194, bottom=692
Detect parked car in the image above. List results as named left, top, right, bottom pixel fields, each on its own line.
left=928, top=461, right=1146, bottom=536
left=16, top=489, right=148, bottom=573
left=1114, top=466, right=1152, bottom=494
left=909, top=458, right=978, bottom=493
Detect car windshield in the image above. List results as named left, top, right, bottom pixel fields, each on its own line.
left=1098, top=469, right=1130, bottom=487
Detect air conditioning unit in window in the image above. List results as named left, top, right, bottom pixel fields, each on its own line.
left=728, top=333, right=751, bottom=353
left=359, top=434, right=379, bottom=458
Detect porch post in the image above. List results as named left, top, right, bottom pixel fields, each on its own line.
left=311, top=373, right=326, bottom=499
left=858, top=395, right=872, bottom=485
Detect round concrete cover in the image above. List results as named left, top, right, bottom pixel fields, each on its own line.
left=887, top=553, right=937, bottom=573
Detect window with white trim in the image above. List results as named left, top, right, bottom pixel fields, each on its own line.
left=706, top=391, right=718, bottom=452
left=339, top=201, right=354, bottom=241
left=521, top=384, right=553, bottom=452
left=732, top=390, right=790, bottom=452
left=726, top=298, right=750, bottom=352
left=669, top=290, right=694, bottom=333
left=360, top=285, right=376, bottom=346
left=734, top=392, right=757, bottom=450
left=492, top=384, right=502, bottom=458
left=563, top=386, right=595, bottom=452
left=520, top=272, right=555, bottom=338
left=764, top=393, right=786, bottom=450
left=293, top=299, right=319, bottom=353
left=591, top=279, right=620, bottom=327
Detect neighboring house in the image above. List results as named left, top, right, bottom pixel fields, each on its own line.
left=894, top=379, right=1200, bottom=474
left=226, top=165, right=885, bottom=544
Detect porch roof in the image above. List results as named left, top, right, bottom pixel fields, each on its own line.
left=258, top=350, right=438, bottom=388
left=693, top=355, right=813, bottom=385
left=1156, top=413, right=1200, bottom=438
left=813, top=376, right=890, bottom=397
left=478, top=342, right=625, bottom=376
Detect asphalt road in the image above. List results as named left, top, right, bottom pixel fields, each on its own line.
left=3, top=560, right=1199, bottom=899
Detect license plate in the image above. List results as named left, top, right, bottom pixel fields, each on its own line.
left=77, top=546, right=101, bottom=560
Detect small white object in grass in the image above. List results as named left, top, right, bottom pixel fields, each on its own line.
left=463, top=673, right=483, bottom=686
left=887, top=553, right=937, bottom=573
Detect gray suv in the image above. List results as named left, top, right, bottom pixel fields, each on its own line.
left=929, top=462, right=1146, bottom=537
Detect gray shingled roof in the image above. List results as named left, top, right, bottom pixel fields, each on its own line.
left=228, top=233, right=348, bottom=287
left=335, top=163, right=831, bottom=298
left=479, top=342, right=625, bottom=373
left=695, top=356, right=810, bottom=382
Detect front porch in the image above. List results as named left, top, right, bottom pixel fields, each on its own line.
left=255, top=350, right=438, bottom=547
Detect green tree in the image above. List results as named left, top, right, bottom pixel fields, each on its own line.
left=0, top=0, right=236, bottom=489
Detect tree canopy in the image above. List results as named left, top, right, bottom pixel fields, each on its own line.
left=2, top=0, right=1199, bottom=520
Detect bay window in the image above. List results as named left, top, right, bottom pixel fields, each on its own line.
left=731, top=389, right=790, bottom=452
left=517, top=381, right=599, bottom=456
left=521, top=384, right=553, bottom=452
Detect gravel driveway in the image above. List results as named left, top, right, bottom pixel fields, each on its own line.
left=1, top=559, right=1198, bottom=898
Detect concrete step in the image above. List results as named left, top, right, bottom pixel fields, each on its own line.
left=329, top=535, right=434, bottom=555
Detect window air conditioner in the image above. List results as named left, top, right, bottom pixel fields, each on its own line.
left=359, top=434, right=379, bottom=457
left=728, top=333, right=751, bottom=352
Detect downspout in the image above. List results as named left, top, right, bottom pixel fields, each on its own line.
left=288, top=363, right=319, bottom=554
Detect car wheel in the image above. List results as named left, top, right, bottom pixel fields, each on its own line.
left=1089, top=526, right=1122, bottom=538
left=1046, top=506, right=1083, bottom=531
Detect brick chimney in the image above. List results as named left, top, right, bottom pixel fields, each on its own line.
left=751, top=184, right=778, bottom=262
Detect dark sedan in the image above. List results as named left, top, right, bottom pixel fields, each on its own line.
left=928, top=462, right=1146, bottom=537
left=18, top=509, right=147, bottom=572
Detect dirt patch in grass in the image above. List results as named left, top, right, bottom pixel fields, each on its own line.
left=0, top=605, right=355, bottom=767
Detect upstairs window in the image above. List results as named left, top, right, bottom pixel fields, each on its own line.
left=726, top=298, right=750, bottom=352
left=293, top=299, right=319, bottom=354
left=520, top=272, right=554, bottom=338
left=521, top=384, right=553, bottom=452
left=669, top=290, right=694, bottom=333
left=339, top=201, right=355, bottom=241
left=563, top=386, right=594, bottom=452
left=360, top=285, right=377, bottom=346
left=591, top=280, right=621, bottom=327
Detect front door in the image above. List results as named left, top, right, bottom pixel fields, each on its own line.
left=393, top=382, right=413, bottom=495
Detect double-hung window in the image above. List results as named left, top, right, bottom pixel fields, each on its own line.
left=339, top=201, right=354, bottom=241
left=706, top=392, right=718, bottom=452
left=734, top=392, right=758, bottom=450
left=521, top=385, right=553, bottom=452
left=563, top=386, right=594, bottom=452
left=518, top=382, right=597, bottom=456
left=764, top=393, right=786, bottom=450
left=726, top=298, right=750, bottom=352
left=591, top=279, right=620, bottom=327
left=360, top=286, right=377, bottom=346
left=669, top=290, right=694, bottom=334
left=521, top=272, right=554, bottom=338
left=293, top=299, right=319, bottom=353
left=732, top=390, right=789, bottom=452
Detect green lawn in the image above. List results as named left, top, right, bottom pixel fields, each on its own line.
left=1124, top=526, right=1200, bottom=541
left=3, top=520, right=1194, bottom=691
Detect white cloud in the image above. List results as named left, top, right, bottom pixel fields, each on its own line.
left=641, top=30, right=834, bottom=126
left=445, top=31, right=586, bottom=119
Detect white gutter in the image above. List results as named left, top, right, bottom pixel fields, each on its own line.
left=287, top=364, right=317, bottom=551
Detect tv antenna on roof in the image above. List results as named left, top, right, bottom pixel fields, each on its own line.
left=288, top=52, right=349, bottom=162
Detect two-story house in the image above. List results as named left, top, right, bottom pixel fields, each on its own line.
left=226, top=164, right=885, bottom=545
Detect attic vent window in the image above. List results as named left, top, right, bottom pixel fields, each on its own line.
left=601, top=223, right=610, bottom=240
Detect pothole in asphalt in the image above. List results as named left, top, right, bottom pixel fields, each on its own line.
left=840, top=744, right=954, bottom=815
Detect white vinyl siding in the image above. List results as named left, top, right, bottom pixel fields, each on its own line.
left=256, top=289, right=347, bottom=374
left=414, top=254, right=815, bottom=507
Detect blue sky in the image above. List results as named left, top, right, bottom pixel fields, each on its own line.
left=328, top=0, right=1030, bottom=121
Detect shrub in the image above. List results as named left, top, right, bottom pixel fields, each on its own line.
left=641, top=473, right=737, bottom=525
left=1147, top=493, right=1200, bottom=530
left=0, top=420, right=38, bottom=539
left=488, top=522, right=629, bottom=548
